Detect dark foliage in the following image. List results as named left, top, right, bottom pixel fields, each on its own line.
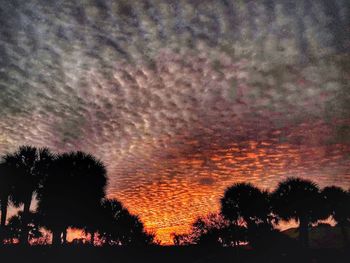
left=220, top=182, right=276, bottom=247
left=4, top=211, right=43, bottom=244
left=0, top=162, right=15, bottom=242
left=37, top=151, right=107, bottom=245
left=96, top=198, right=155, bottom=246
left=271, top=177, right=328, bottom=248
left=172, top=213, right=246, bottom=247
left=0, top=146, right=54, bottom=244
left=221, top=182, right=272, bottom=226
left=0, top=145, right=349, bottom=251
left=322, top=186, right=350, bottom=247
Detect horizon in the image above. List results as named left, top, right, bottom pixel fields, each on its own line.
left=0, top=0, right=349, bottom=245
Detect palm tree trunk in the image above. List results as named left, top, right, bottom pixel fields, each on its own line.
left=62, top=228, right=67, bottom=245
left=19, top=195, right=32, bottom=245
left=0, top=196, right=8, bottom=245
left=90, top=231, right=95, bottom=245
left=0, top=196, right=8, bottom=227
left=299, top=218, right=309, bottom=248
left=52, top=230, right=61, bottom=246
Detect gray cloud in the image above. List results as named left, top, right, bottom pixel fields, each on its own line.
left=0, top=0, right=349, bottom=243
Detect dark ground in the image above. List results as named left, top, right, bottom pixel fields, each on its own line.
left=0, top=246, right=349, bottom=263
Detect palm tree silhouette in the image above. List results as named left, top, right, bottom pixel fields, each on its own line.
left=221, top=183, right=272, bottom=227
left=3, top=146, right=54, bottom=244
left=37, top=151, right=107, bottom=245
left=271, top=177, right=326, bottom=248
left=322, top=186, right=350, bottom=247
left=221, top=182, right=273, bottom=246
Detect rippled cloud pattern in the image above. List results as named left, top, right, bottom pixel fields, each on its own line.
left=0, top=0, right=349, bottom=243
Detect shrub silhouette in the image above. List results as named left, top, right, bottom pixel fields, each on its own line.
left=5, top=211, right=43, bottom=244
left=97, top=198, right=154, bottom=246
left=172, top=213, right=247, bottom=247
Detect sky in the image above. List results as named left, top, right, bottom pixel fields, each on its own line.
left=0, top=0, right=349, bottom=244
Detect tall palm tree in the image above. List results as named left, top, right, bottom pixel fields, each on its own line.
left=322, top=186, right=350, bottom=247
left=271, top=177, right=326, bottom=248
left=221, top=182, right=273, bottom=247
left=1, top=151, right=33, bottom=243
left=37, top=151, right=107, bottom=246
left=3, top=146, right=54, bottom=244
left=221, top=183, right=272, bottom=228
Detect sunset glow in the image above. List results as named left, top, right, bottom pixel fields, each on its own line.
left=0, top=0, right=349, bottom=245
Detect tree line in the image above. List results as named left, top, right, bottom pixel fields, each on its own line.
left=0, top=145, right=154, bottom=246
left=173, top=178, right=350, bottom=249
left=0, top=145, right=349, bottom=248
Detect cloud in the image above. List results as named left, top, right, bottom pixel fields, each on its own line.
left=0, top=0, right=349, bottom=243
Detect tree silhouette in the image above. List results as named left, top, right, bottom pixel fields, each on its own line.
left=116, top=212, right=154, bottom=246
left=0, top=162, right=15, bottom=242
left=37, top=151, right=107, bottom=245
left=173, top=213, right=247, bottom=247
left=191, top=213, right=227, bottom=246
left=172, top=233, right=192, bottom=246
left=97, top=198, right=123, bottom=245
left=1, top=144, right=349, bottom=250
left=5, top=211, right=43, bottom=244
left=221, top=183, right=272, bottom=226
left=322, top=186, right=350, bottom=247
left=188, top=213, right=229, bottom=246
left=98, top=198, right=154, bottom=246
left=1, top=146, right=54, bottom=245
left=221, top=182, right=273, bottom=246
left=172, top=213, right=247, bottom=247
left=271, top=177, right=327, bottom=248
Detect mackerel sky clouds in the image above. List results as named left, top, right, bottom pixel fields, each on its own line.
left=0, top=0, right=349, bottom=243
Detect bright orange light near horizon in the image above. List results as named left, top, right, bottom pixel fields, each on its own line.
left=1, top=0, right=349, bottom=249
left=109, top=133, right=350, bottom=244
